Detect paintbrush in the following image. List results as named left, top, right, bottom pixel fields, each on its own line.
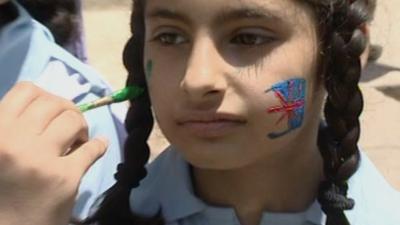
left=78, top=85, right=144, bottom=112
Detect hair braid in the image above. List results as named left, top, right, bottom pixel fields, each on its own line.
left=314, top=1, right=370, bottom=224
left=80, top=1, right=163, bottom=225
left=0, top=2, right=18, bottom=28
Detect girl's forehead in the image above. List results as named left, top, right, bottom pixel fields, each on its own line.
left=145, top=0, right=315, bottom=26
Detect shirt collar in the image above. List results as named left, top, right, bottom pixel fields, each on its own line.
left=130, top=147, right=206, bottom=223
left=130, top=147, right=325, bottom=225
left=260, top=201, right=325, bottom=225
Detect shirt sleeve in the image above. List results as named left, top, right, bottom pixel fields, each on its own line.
left=34, top=60, right=126, bottom=219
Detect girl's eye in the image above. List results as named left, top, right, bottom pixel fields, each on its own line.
left=231, top=33, right=274, bottom=46
left=154, top=33, right=188, bottom=45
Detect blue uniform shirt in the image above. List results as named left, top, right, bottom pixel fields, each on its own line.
left=130, top=147, right=400, bottom=225
left=0, top=1, right=126, bottom=219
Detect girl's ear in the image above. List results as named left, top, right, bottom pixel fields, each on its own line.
left=359, top=23, right=370, bottom=68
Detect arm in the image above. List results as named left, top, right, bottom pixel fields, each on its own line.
left=0, top=82, right=108, bottom=225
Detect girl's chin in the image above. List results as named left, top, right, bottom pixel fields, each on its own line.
left=177, top=146, right=254, bottom=170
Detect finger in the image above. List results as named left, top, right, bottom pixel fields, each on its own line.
left=0, top=82, right=44, bottom=119
left=19, top=95, right=80, bottom=135
left=65, top=137, right=108, bottom=177
left=42, top=110, right=89, bottom=156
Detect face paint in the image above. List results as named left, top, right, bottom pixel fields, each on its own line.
left=146, top=60, right=153, bottom=79
left=265, top=78, right=306, bottom=139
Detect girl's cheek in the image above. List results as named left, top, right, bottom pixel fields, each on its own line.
left=264, top=78, right=307, bottom=139
left=145, top=60, right=154, bottom=80
left=144, top=59, right=158, bottom=101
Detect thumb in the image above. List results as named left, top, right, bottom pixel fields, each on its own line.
left=66, top=137, right=109, bottom=177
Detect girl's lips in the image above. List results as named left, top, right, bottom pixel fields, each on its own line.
left=179, top=120, right=245, bottom=138
left=176, top=113, right=247, bottom=138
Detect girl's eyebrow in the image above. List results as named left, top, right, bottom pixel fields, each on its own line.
left=146, top=6, right=284, bottom=25
left=216, top=7, right=284, bottom=24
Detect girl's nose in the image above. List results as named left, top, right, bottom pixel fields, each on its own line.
left=180, top=36, right=227, bottom=106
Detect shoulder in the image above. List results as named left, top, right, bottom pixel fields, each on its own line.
left=26, top=20, right=111, bottom=100
left=6, top=1, right=112, bottom=97
left=5, top=0, right=127, bottom=153
left=0, top=1, right=113, bottom=100
left=345, top=151, right=400, bottom=225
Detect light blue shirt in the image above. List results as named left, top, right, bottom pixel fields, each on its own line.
left=130, top=147, right=400, bottom=225
left=0, top=1, right=126, bottom=219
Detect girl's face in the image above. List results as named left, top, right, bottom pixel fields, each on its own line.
left=144, top=0, right=324, bottom=169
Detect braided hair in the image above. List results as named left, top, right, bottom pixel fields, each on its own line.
left=83, top=0, right=377, bottom=225
left=305, top=0, right=375, bottom=224
left=81, top=0, right=163, bottom=225
left=17, top=0, right=79, bottom=47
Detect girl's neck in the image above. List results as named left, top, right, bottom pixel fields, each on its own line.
left=192, top=136, right=324, bottom=225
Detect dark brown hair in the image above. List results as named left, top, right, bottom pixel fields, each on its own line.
left=17, top=0, right=79, bottom=47
left=306, top=0, right=372, bottom=224
left=84, top=0, right=377, bottom=225
left=0, top=2, right=18, bottom=28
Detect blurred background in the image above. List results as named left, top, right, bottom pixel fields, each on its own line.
left=81, top=0, right=400, bottom=189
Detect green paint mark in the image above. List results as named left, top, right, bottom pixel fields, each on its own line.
left=146, top=60, right=153, bottom=79
left=111, top=85, right=144, bottom=102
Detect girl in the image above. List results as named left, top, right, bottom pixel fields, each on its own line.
left=85, top=0, right=399, bottom=225
left=0, top=0, right=398, bottom=225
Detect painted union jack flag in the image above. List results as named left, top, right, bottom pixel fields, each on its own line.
left=265, top=78, right=306, bottom=139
